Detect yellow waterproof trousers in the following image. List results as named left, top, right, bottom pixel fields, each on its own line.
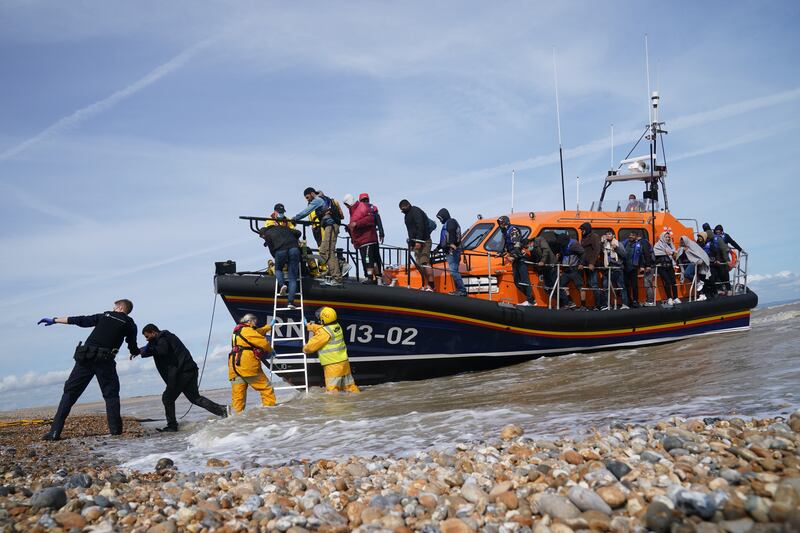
left=230, top=371, right=276, bottom=412
left=323, top=360, right=360, bottom=393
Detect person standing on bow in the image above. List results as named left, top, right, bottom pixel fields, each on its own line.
left=135, top=324, right=227, bottom=432
left=303, top=307, right=359, bottom=393
left=436, top=208, right=466, bottom=296
left=346, top=193, right=383, bottom=285
left=37, top=299, right=139, bottom=441
left=293, top=187, right=344, bottom=286
left=599, top=230, right=629, bottom=310
left=399, top=199, right=435, bottom=291
left=654, top=230, right=680, bottom=305
left=497, top=216, right=536, bottom=306
left=228, top=314, right=276, bottom=412
left=578, top=222, right=602, bottom=310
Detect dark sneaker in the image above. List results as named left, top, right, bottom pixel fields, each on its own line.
left=156, top=426, right=178, bottom=433
left=41, top=431, right=60, bottom=441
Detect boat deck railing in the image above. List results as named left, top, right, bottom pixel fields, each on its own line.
left=239, top=215, right=750, bottom=307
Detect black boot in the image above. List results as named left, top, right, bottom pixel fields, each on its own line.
left=156, top=426, right=178, bottom=433
left=41, top=430, right=61, bottom=441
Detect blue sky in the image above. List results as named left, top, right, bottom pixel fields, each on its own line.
left=1, top=1, right=798, bottom=408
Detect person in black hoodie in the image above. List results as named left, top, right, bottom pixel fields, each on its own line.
left=399, top=199, right=435, bottom=290
left=135, top=324, right=227, bottom=432
left=436, top=208, right=466, bottom=296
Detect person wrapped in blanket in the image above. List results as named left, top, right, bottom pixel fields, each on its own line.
left=303, top=307, right=360, bottom=393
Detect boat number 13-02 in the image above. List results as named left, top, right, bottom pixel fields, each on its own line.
left=345, top=324, right=418, bottom=345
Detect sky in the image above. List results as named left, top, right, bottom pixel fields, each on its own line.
left=1, top=1, right=799, bottom=409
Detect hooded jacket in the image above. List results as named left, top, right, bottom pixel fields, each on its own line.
left=140, top=330, right=198, bottom=385
left=436, top=209, right=461, bottom=250
left=530, top=236, right=556, bottom=266
left=348, top=201, right=379, bottom=248
left=579, top=223, right=601, bottom=267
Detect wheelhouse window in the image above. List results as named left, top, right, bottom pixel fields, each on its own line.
left=461, top=223, right=495, bottom=250
left=484, top=226, right=531, bottom=252
left=536, top=227, right=578, bottom=241
left=591, top=227, right=614, bottom=239
left=620, top=227, right=650, bottom=241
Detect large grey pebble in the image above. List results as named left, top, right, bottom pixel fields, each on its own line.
left=604, top=460, right=631, bottom=480
left=641, top=450, right=664, bottom=463
left=676, top=489, right=717, bottom=520
left=313, top=503, right=346, bottom=525
left=662, top=435, right=684, bottom=452
left=536, top=494, right=581, bottom=519
left=155, top=458, right=174, bottom=471
left=460, top=481, right=486, bottom=503
left=66, top=473, right=93, bottom=488
left=30, top=487, right=67, bottom=509
left=567, top=486, right=612, bottom=515
left=645, top=501, right=674, bottom=533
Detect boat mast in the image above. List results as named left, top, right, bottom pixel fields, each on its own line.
left=553, top=47, right=566, bottom=211
left=645, top=35, right=657, bottom=240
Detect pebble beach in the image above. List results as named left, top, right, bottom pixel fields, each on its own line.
left=1, top=410, right=799, bottom=532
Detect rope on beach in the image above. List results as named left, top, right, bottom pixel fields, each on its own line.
left=0, top=419, right=49, bottom=428
left=179, top=293, right=218, bottom=420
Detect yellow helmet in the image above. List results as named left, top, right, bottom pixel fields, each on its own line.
left=315, top=306, right=337, bottom=325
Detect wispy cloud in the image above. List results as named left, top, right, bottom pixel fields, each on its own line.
left=0, top=36, right=216, bottom=163
left=426, top=86, right=800, bottom=193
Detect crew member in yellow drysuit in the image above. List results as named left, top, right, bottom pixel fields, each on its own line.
left=228, top=313, right=276, bottom=412
left=303, top=307, right=359, bottom=392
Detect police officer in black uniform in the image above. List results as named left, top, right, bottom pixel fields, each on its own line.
left=134, top=324, right=227, bottom=432
left=38, top=299, right=139, bottom=441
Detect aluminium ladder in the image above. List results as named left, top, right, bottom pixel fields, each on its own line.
left=267, top=274, right=310, bottom=394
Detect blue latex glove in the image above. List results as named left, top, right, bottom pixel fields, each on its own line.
left=37, top=318, right=55, bottom=326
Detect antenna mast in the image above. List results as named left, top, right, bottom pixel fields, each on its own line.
left=553, top=47, right=566, bottom=210
left=511, top=169, right=516, bottom=213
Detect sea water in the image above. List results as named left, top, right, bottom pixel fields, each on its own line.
left=101, top=301, right=800, bottom=472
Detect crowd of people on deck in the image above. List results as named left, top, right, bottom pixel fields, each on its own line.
left=262, top=187, right=744, bottom=311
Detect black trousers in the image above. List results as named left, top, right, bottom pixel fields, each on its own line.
left=358, top=243, right=382, bottom=277
left=512, top=258, right=533, bottom=302
left=624, top=269, right=639, bottom=305
left=51, top=358, right=122, bottom=436
left=162, top=368, right=226, bottom=428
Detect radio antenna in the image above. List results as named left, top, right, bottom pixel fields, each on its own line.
left=645, top=34, right=652, bottom=125
left=553, top=47, right=566, bottom=210
left=511, top=169, right=516, bottom=213
left=610, top=123, right=614, bottom=171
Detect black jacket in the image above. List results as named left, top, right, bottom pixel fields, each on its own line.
left=404, top=205, right=431, bottom=242
left=68, top=311, right=138, bottom=354
left=261, top=225, right=302, bottom=256
left=140, top=330, right=198, bottom=384
left=436, top=208, right=461, bottom=249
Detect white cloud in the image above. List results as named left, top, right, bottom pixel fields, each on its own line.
left=750, top=271, right=795, bottom=283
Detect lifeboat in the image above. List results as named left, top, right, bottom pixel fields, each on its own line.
left=214, top=94, right=757, bottom=387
